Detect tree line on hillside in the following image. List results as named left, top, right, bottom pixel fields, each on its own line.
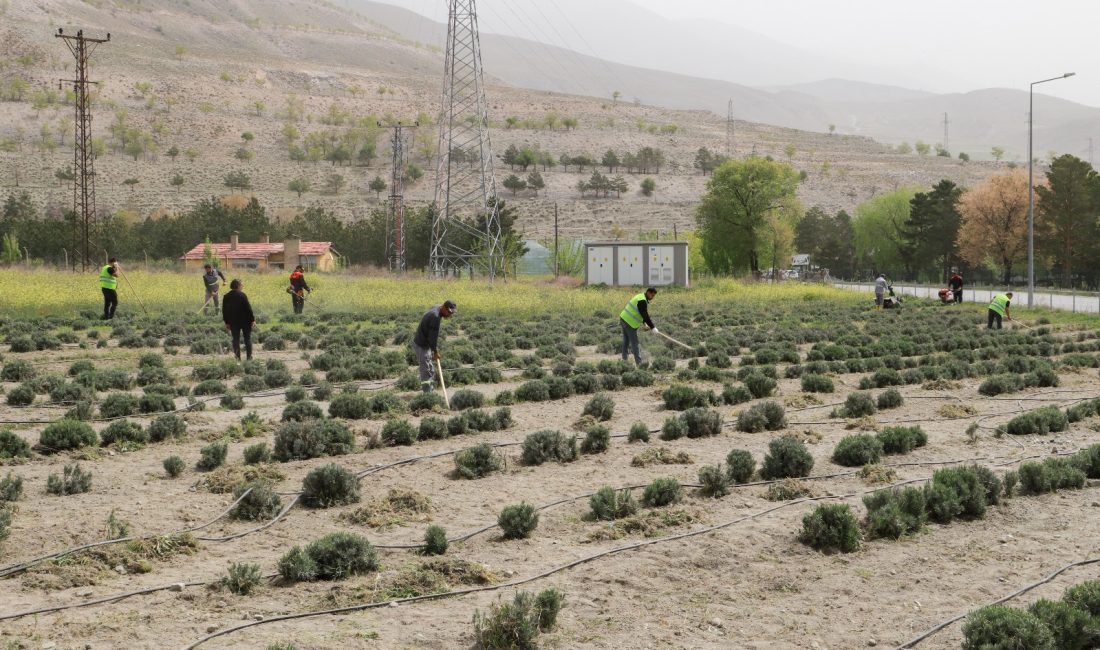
left=696, top=154, right=1100, bottom=289
left=502, top=145, right=667, bottom=175
left=0, top=193, right=528, bottom=274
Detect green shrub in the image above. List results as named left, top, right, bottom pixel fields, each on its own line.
left=418, top=416, right=449, bottom=440
left=726, top=450, right=756, bottom=483
left=877, top=389, right=904, bottom=410
left=39, top=419, right=96, bottom=453
left=1073, top=444, right=1100, bottom=478
left=328, top=392, right=372, bottom=420
left=621, top=369, right=654, bottom=387
left=681, top=407, right=723, bottom=438
left=0, top=471, right=24, bottom=502
left=222, top=562, right=263, bottom=595
left=192, top=379, right=227, bottom=396
left=841, top=392, right=876, bottom=417
left=99, top=419, right=149, bottom=446
left=283, top=385, right=307, bottom=404
left=745, top=373, right=777, bottom=399
left=282, top=400, right=323, bottom=422
left=163, top=455, right=185, bottom=478
left=1027, top=598, right=1094, bottom=650
left=230, top=483, right=283, bottom=521
left=409, top=392, right=446, bottom=415
left=422, top=524, right=448, bottom=556
left=138, top=392, right=176, bottom=414
left=698, top=465, right=729, bottom=498
left=876, top=426, right=927, bottom=454
left=6, top=384, right=34, bottom=406
left=220, top=392, right=246, bottom=410
left=799, top=503, right=860, bottom=553
left=273, top=419, right=354, bottom=461
left=961, top=605, right=1054, bottom=650
left=1019, top=458, right=1086, bottom=495
left=450, top=389, right=485, bottom=411
left=515, top=380, right=550, bottom=402
left=661, top=384, right=714, bottom=410
left=761, top=436, right=814, bottom=479
left=1063, top=580, right=1100, bottom=619
left=276, top=546, right=317, bottom=583
left=0, top=507, right=10, bottom=543
left=65, top=400, right=94, bottom=421
left=582, top=393, right=615, bottom=421
left=301, top=463, right=360, bottom=508
left=1, top=360, right=35, bottom=382
left=832, top=434, right=883, bottom=467
left=473, top=589, right=565, bottom=649
left=863, top=487, right=927, bottom=539
left=627, top=422, right=650, bottom=443
left=660, top=416, right=687, bottom=440
left=521, top=430, right=577, bottom=465
left=642, top=477, right=683, bottom=507
left=0, top=429, right=32, bottom=460
left=148, top=414, right=187, bottom=442
left=929, top=466, right=987, bottom=520
left=1004, top=406, right=1068, bottom=435
left=800, top=374, right=835, bottom=393
left=498, top=502, right=539, bottom=539
left=196, top=440, right=229, bottom=471
left=381, top=419, right=417, bottom=446
left=312, top=382, right=334, bottom=401
left=304, top=531, right=378, bottom=580
left=722, top=384, right=752, bottom=405
left=973, top=465, right=1003, bottom=506
left=493, top=389, right=515, bottom=406
left=46, top=464, right=92, bottom=495
left=242, top=442, right=271, bottom=465
left=1002, top=470, right=1018, bottom=498
left=978, top=374, right=1024, bottom=397
left=589, top=486, right=638, bottom=520
left=580, top=425, right=610, bottom=454
left=454, top=443, right=503, bottom=479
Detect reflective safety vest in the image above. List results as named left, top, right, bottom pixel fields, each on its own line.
left=619, top=293, right=647, bottom=329
left=98, top=264, right=117, bottom=290
left=988, top=293, right=1010, bottom=316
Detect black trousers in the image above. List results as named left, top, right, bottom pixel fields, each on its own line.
left=101, top=288, right=118, bottom=320
left=987, top=309, right=1003, bottom=330
left=292, top=293, right=305, bottom=314
left=230, top=323, right=253, bottom=360
left=953, top=290, right=963, bottom=304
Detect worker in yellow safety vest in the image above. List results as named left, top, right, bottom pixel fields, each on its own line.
left=987, top=291, right=1013, bottom=330
left=99, top=257, right=120, bottom=320
left=619, top=287, right=657, bottom=364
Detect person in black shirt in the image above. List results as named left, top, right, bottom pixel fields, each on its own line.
left=222, top=279, right=256, bottom=361
left=412, top=300, right=456, bottom=392
left=948, top=273, right=963, bottom=304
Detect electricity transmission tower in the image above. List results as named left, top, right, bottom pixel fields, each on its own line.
left=430, top=0, right=503, bottom=279
left=56, top=28, right=109, bottom=272
left=385, top=122, right=415, bottom=273
left=726, top=99, right=734, bottom=157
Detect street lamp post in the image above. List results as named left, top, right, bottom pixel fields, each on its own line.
left=1028, top=72, right=1075, bottom=309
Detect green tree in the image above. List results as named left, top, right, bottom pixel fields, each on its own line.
left=235, top=147, right=254, bottom=162
left=784, top=144, right=796, bottom=162
left=502, top=144, right=519, bottom=170
left=1036, top=154, right=1100, bottom=286
left=123, top=178, right=140, bottom=193
left=174, top=44, right=187, bottom=61
left=170, top=173, right=185, bottom=194
left=991, top=146, right=1005, bottom=162
left=958, top=152, right=970, bottom=162
left=695, top=157, right=800, bottom=276
left=896, top=142, right=913, bottom=155
left=915, top=141, right=931, bottom=156
left=166, top=145, right=180, bottom=161
left=252, top=101, right=265, bottom=116
left=816, top=210, right=857, bottom=278
left=601, top=150, right=620, bottom=173
left=241, top=132, right=254, bottom=144
left=562, top=117, right=578, bottom=130
left=325, top=173, right=346, bottom=195
left=288, top=177, right=311, bottom=198
left=224, top=171, right=252, bottom=192
left=852, top=188, right=919, bottom=278
left=612, top=91, right=621, bottom=105
left=368, top=176, right=387, bottom=198
left=54, top=166, right=75, bottom=188
left=905, top=180, right=963, bottom=280
left=526, top=171, right=545, bottom=196
left=640, top=178, right=656, bottom=196
left=515, top=148, right=537, bottom=172
left=502, top=174, right=527, bottom=196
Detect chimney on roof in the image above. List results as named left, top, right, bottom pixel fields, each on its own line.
left=284, top=235, right=301, bottom=269
left=260, top=232, right=270, bottom=244
left=230, top=231, right=239, bottom=251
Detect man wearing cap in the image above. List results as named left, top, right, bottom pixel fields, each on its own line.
left=619, top=287, right=657, bottom=365
left=987, top=291, right=1013, bottom=330
left=201, top=263, right=227, bottom=315
left=412, top=300, right=456, bottom=393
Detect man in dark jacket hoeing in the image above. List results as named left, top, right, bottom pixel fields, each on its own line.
left=222, top=279, right=256, bottom=361
left=412, top=300, right=456, bottom=393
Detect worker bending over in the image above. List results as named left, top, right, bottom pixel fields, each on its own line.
left=412, top=300, right=457, bottom=393
left=202, top=264, right=227, bottom=315
left=620, top=287, right=657, bottom=365
left=987, top=291, right=1013, bottom=330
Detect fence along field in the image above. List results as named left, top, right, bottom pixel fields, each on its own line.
left=0, top=279, right=1099, bottom=649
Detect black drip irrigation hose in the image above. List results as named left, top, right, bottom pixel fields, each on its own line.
left=895, top=557, right=1100, bottom=649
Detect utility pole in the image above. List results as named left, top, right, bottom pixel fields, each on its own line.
left=431, top=0, right=503, bottom=280
left=943, top=112, right=949, bottom=153
left=384, top=122, right=415, bottom=274
left=726, top=99, right=734, bottom=157
left=553, top=203, right=559, bottom=277
left=56, top=27, right=110, bottom=272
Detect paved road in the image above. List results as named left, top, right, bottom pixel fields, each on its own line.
left=833, top=282, right=1100, bottom=315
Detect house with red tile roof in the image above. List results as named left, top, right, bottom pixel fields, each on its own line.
left=179, top=232, right=340, bottom=272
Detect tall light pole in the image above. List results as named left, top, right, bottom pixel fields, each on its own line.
left=1028, top=72, right=1075, bottom=308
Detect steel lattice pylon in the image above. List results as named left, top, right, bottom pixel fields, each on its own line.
left=56, top=28, right=109, bottom=272
left=430, top=0, right=503, bottom=279
left=385, top=123, right=414, bottom=273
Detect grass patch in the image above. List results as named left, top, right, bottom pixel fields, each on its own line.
left=339, top=489, right=431, bottom=529
left=587, top=507, right=702, bottom=541
left=322, top=558, right=499, bottom=607
left=630, top=446, right=694, bottom=467
left=937, top=403, right=978, bottom=418
left=193, top=464, right=286, bottom=494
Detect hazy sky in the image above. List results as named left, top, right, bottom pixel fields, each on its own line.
left=629, top=0, right=1097, bottom=105
left=379, top=0, right=1098, bottom=106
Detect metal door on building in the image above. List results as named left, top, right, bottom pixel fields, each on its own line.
left=588, top=246, right=614, bottom=285
left=618, top=246, right=643, bottom=285
left=648, top=246, right=673, bottom=285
